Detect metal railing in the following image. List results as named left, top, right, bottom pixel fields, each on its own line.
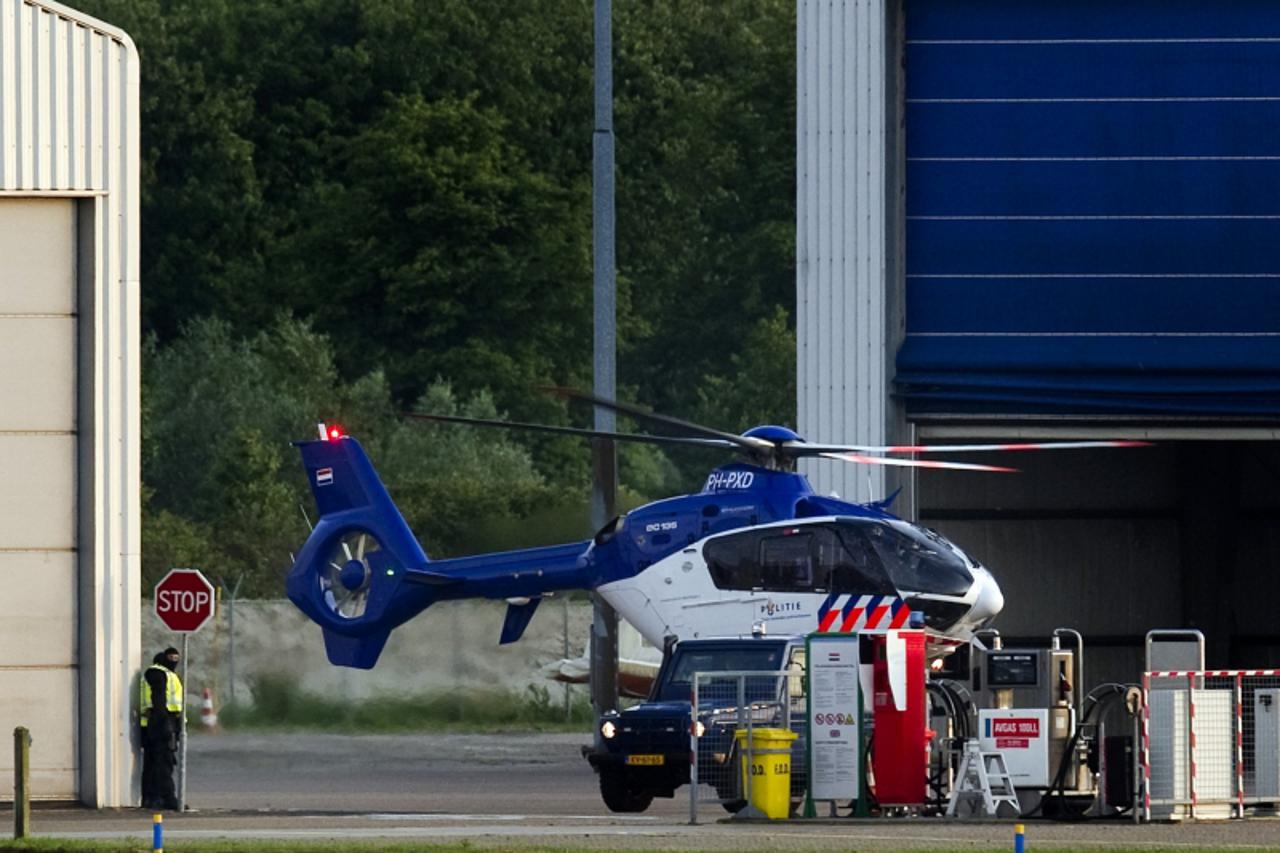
left=688, top=670, right=802, bottom=823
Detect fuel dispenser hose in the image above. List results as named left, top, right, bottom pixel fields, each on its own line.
left=926, top=681, right=973, bottom=804
left=1022, top=682, right=1134, bottom=820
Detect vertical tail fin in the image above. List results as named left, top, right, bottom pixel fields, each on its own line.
left=286, top=435, right=434, bottom=669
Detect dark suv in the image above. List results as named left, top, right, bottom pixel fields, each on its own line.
left=585, top=636, right=806, bottom=812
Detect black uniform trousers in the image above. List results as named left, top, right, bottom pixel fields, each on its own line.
left=141, top=716, right=179, bottom=810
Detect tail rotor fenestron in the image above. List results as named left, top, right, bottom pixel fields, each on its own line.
left=320, top=529, right=384, bottom=620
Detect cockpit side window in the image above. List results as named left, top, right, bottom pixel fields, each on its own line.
left=705, top=530, right=765, bottom=589
left=758, top=533, right=813, bottom=589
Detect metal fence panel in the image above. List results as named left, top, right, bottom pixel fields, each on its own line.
left=1143, top=670, right=1280, bottom=820
left=689, top=670, right=802, bottom=823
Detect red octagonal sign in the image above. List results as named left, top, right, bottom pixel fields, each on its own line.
left=155, top=568, right=216, bottom=633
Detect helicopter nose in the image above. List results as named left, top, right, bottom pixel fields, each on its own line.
left=969, top=568, right=1005, bottom=627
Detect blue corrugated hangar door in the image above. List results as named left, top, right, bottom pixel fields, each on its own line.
left=897, top=0, right=1280, bottom=416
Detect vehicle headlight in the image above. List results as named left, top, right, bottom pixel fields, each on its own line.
left=601, top=720, right=617, bottom=739
left=692, top=720, right=706, bottom=737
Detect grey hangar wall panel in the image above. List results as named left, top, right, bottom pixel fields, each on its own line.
left=897, top=0, right=1280, bottom=416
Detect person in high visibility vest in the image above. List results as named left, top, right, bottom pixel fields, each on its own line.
left=140, top=646, right=183, bottom=810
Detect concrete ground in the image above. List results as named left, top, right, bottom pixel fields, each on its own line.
left=5, top=731, right=1280, bottom=849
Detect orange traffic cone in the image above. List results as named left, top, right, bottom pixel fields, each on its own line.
left=200, top=688, right=219, bottom=731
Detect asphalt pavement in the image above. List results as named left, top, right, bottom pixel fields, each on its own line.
left=5, top=731, right=1280, bottom=849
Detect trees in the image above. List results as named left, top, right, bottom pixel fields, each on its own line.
left=142, top=317, right=564, bottom=595
left=78, top=0, right=800, bottom=594
left=85, top=0, right=795, bottom=409
left=612, top=0, right=796, bottom=419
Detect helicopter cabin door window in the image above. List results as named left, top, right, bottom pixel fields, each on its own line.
left=759, top=532, right=813, bottom=589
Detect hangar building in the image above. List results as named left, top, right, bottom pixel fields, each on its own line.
left=0, top=0, right=140, bottom=806
left=797, top=0, right=1280, bottom=686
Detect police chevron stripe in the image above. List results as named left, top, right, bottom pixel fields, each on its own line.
left=889, top=599, right=911, bottom=629
left=816, top=594, right=911, bottom=633
left=817, top=593, right=841, bottom=632
left=838, top=599, right=866, bottom=632
left=864, top=599, right=890, bottom=629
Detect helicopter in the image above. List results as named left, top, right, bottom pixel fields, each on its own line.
left=285, top=389, right=1147, bottom=668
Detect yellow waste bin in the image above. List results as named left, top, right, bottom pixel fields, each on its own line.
left=734, top=727, right=798, bottom=819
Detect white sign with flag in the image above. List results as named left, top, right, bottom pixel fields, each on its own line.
left=806, top=634, right=861, bottom=801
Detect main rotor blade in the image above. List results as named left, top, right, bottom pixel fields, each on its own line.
left=793, top=439, right=1151, bottom=456
left=541, top=387, right=768, bottom=452
left=820, top=452, right=1017, bottom=473
left=404, top=411, right=738, bottom=451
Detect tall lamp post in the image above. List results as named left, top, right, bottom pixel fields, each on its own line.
left=589, top=0, right=620, bottom=722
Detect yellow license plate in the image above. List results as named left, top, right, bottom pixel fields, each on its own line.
left=625, top=754, right=664, bottom=766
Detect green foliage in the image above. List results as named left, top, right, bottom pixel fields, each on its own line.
left=141, top=316, right=568, bottom=594
left=83, top=0, right=795, bottom=418
left=79, top=0, right=803, bottom=594
left=222, top=673, right=594, bottom=731
left=691, top=306, right=797, bottom=434
left=614, top=0, right=797, bottom=420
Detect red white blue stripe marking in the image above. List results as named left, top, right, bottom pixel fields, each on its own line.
left=816, top=594, right=911, bottom=633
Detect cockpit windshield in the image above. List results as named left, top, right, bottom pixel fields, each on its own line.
left=858, top=520, right=973, bottom=596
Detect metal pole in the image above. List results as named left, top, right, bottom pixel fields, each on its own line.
left=227, top=577, right=241, bottom=708
left=689, top=675, right=699, bottom=825
left=563, top=596, right=571, bottom=722
left=1133, top=710, right=1141, bottom=824
left=13, top=726, right=30, bottom=839
left=740, top=676, right=752, bottom=810
left=589, top=0, right=619, bottom=725
left=228, top=591, right=235, bottom=707
left=179, top=634, right=188, bottom=812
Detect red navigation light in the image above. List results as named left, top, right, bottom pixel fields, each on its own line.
left=328, top=425, right=344, bottom=440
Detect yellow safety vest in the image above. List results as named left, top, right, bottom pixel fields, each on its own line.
left=139, top=664, right=183, bottom=726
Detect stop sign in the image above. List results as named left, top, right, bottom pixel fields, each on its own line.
left=155, top=568, right=216, bottom=633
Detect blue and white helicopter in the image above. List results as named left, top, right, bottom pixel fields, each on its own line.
left=285, top=389, right=1145, bottom=668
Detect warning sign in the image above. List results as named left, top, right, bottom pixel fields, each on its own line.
left=978, top=708, right=1052, bottom=787
left=989, top=717, right=1040, bottom=749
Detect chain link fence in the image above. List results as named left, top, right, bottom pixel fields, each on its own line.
left=688, top=670, right=806, bottom=823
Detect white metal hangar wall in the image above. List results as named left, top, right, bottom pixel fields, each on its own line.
left=796, top=0, right=905, bottom=508
left=0, top=0, right=140, bottom=807
left=797, top=0, right=1280, bottom=687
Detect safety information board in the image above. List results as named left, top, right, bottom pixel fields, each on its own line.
left=806, top=633, right=861, bottom=801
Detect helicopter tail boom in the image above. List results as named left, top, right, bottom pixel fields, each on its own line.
left=287, top=432, right=598, bottom=667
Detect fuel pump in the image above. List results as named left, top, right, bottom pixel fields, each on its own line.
left=967, top=629, right=1098, bottom=813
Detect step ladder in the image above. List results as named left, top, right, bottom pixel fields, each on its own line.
left=946, top=740, right=1021, bottom=818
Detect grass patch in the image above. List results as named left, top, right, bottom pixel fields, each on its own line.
left=217, top=675, right=594, bottom=732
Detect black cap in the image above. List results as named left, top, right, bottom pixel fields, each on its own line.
left=163, top=647, right=180, bottom=657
